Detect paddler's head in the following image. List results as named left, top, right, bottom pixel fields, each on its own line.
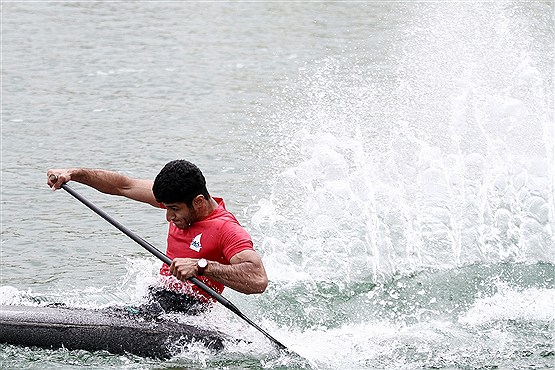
left=153, top=160, right=213, bottom=228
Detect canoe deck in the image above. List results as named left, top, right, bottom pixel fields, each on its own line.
left=0, top=304, right=226, bottom=358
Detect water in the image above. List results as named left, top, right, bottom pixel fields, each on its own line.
left=1, top=1, right=553, bottom=369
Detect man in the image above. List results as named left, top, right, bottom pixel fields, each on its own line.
left=47, top=160, right=268, bottom=314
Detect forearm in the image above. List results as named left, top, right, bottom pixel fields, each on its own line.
left=48, top=168, right=157, bottom=205
left=66, top=168, right=132, bottom=196
left=204, top=260, right=268, bottom=294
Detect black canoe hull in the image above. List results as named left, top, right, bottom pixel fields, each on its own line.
left=0, top=304, right=225, bottom=358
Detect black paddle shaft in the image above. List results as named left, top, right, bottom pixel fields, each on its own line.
left=57, top=182, right=288, bottom=351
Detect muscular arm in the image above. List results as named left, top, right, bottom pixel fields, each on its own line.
left=170, top=249, right=268, bottom=294
left=47, top=168, right=157, bottom=207
left=208, top=250, right=268, bottom=294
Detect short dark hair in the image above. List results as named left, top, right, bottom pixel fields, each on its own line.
left=152, top=160, right=210, bottom=206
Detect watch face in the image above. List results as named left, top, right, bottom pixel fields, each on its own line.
left=198, top=259, right=208, bottom=268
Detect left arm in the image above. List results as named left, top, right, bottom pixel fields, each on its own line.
left=169, top=250, right=268, bottom=294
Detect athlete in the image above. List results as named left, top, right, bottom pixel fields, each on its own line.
left=47, top=160, right=268, bottom=314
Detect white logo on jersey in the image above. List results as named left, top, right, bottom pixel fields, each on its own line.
left=190, top=233, right=202, bottom=252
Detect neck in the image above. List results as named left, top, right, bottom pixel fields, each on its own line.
left=207, top=197, right=219, bottom=211
left=198, top=197, right=219, bottom=219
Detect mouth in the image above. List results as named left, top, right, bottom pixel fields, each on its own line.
left=173, top=219, right=193, bottom=229
left=172, top=221, right=186, bottom=228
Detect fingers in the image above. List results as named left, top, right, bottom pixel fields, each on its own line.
left=170, top=258, right=197, bottom=281
left=47, top=169, right=69, bottom=190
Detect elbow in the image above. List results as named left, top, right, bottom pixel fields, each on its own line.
left=258, top=276, right=268, bottom=294
left=247, top=275, right=268, bottom=294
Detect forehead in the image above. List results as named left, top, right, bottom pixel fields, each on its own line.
left=162, top=202, right=189, bottom=209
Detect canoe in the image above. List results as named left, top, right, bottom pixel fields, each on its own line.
left=0, top=304, right=226, bottom=358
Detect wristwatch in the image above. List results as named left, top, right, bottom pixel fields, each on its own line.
left=197, top=258, right=208, bottom=276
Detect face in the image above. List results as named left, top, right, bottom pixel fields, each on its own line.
left=163, top=202, right=197, bottom=229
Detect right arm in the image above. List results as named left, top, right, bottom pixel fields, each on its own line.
left=47, top=168, right=158, bottom=207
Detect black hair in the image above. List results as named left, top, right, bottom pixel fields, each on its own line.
left=152, top=160, right=210, bottom=207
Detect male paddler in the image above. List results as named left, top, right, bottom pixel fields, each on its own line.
left=47, top=159, right=268, bottom=314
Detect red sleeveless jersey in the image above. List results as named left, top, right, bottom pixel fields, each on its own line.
left=159, top=197, right=254, bottom=302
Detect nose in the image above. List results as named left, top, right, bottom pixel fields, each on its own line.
left=165, top=209, right=175, bottom=222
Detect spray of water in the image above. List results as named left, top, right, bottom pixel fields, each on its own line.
left=246, top=2, right=553, bottom=368
left=251, top=1, right=554, bottom=286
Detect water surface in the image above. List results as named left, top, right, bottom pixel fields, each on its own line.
left=1, top=1, right=553, bottom=369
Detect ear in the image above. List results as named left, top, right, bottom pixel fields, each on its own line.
left=192, top=194, right=205, bottom=209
